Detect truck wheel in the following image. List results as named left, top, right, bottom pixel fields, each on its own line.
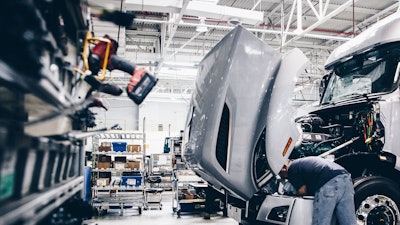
left=353, top=176, right=400, bottom=225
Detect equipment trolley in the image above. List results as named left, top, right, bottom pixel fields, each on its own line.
left=172, top=170, right=207, bottom=218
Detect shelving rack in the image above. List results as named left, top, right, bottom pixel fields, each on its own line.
left=91, top=131, right=145, bottom=215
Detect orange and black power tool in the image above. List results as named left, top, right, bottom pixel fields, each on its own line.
left=88, top=35, right=158, bottom=104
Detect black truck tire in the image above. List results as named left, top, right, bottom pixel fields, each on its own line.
left=353, top=176, right=400, bottom=225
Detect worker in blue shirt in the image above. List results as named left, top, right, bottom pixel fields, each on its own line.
left=279, top=156, right=357, bottom=225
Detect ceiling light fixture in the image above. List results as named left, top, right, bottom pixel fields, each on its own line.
left=196, top=17, right=208, bottom=33
left=228, top=17, right=242, bottom=25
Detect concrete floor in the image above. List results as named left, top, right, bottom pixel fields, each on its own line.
left=84, top=192, right=237, bottom=225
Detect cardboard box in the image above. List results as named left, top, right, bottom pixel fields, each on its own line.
left=127, top=160, right=141, bottom=170
left=97, top=162, right=111, bottom=169
left=114, top=162, right=126, bottom=170
left=98, top=142, right=112, bottom=152
left=96, top=178, right=110, bottom=186
left=127, top=145, right=141, bottom=153
left=97, top=155, right=111, bottom=169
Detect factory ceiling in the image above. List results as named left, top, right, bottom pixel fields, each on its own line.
left=88, top=0, right=399, bottom=103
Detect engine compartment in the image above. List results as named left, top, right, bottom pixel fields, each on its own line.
left=290, top=101, right=385, bottom=159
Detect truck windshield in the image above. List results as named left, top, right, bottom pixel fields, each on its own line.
left=321, top=47, right=400, bottom=104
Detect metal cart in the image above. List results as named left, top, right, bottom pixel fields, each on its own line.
left=92, top=186, right=144, bottom=215
left=143, top=176, right=163, bottom=210
left=148, top=153, right=173, bottom=190
left=172, top=170, right=207, bottom=218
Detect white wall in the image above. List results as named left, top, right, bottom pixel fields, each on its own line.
left=91, top=98, right=139, bottom=130
left=138, top=101, right=190, bottom=155
left=89, top=99, right=190, bottom=155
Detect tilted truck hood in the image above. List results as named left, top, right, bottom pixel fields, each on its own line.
left=183, top=25, right=309, bottom=200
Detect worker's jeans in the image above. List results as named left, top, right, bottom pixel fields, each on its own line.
left=312, top=174, right=358, bottom=225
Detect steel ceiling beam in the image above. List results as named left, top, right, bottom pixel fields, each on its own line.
left=251, top=0, right=262, bottom=11
left=323, top=2, right=399, bottom=46
left=163, top=0, right=190, bottom=54
left=268, top=1, right=379, bottom=30
left=165, top=32, right=205, bottom=61
left=282, top=0, right=360, bottom=48
left=126, top=0, right=264, bottom=25
left=134, top=18, right=351, bottom=42
left=154, top=0, right=190, bottom=75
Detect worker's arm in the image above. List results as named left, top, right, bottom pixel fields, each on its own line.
left=297, top=185, right=307, bottom=196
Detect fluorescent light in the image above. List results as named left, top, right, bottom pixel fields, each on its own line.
left=192, top=0, right=219, bottom=4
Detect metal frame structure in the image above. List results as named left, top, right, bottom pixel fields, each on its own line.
left=89, top=0, right=400, bottom=104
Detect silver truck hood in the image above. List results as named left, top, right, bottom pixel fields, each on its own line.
left=183, top=25, right=309, bottom=200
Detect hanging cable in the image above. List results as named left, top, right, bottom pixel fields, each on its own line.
left=117, top=0, right=123, bottom=43
left=353, top=0, right=355, bottom=37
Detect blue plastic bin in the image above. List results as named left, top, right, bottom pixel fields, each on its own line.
left=121, top=176, right=142, bottom=186
left=112, top=142, right=127, bottom=152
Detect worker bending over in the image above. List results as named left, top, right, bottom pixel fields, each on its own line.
left=279, top=156, right=357, bottom=225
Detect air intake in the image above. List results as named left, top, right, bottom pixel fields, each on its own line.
left=216, top=104, right=230, bottom=171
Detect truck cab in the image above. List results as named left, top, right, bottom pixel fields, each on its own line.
left=292, top=13, right=400, bottom=224
left=183, top=12, right=400, bottom=225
